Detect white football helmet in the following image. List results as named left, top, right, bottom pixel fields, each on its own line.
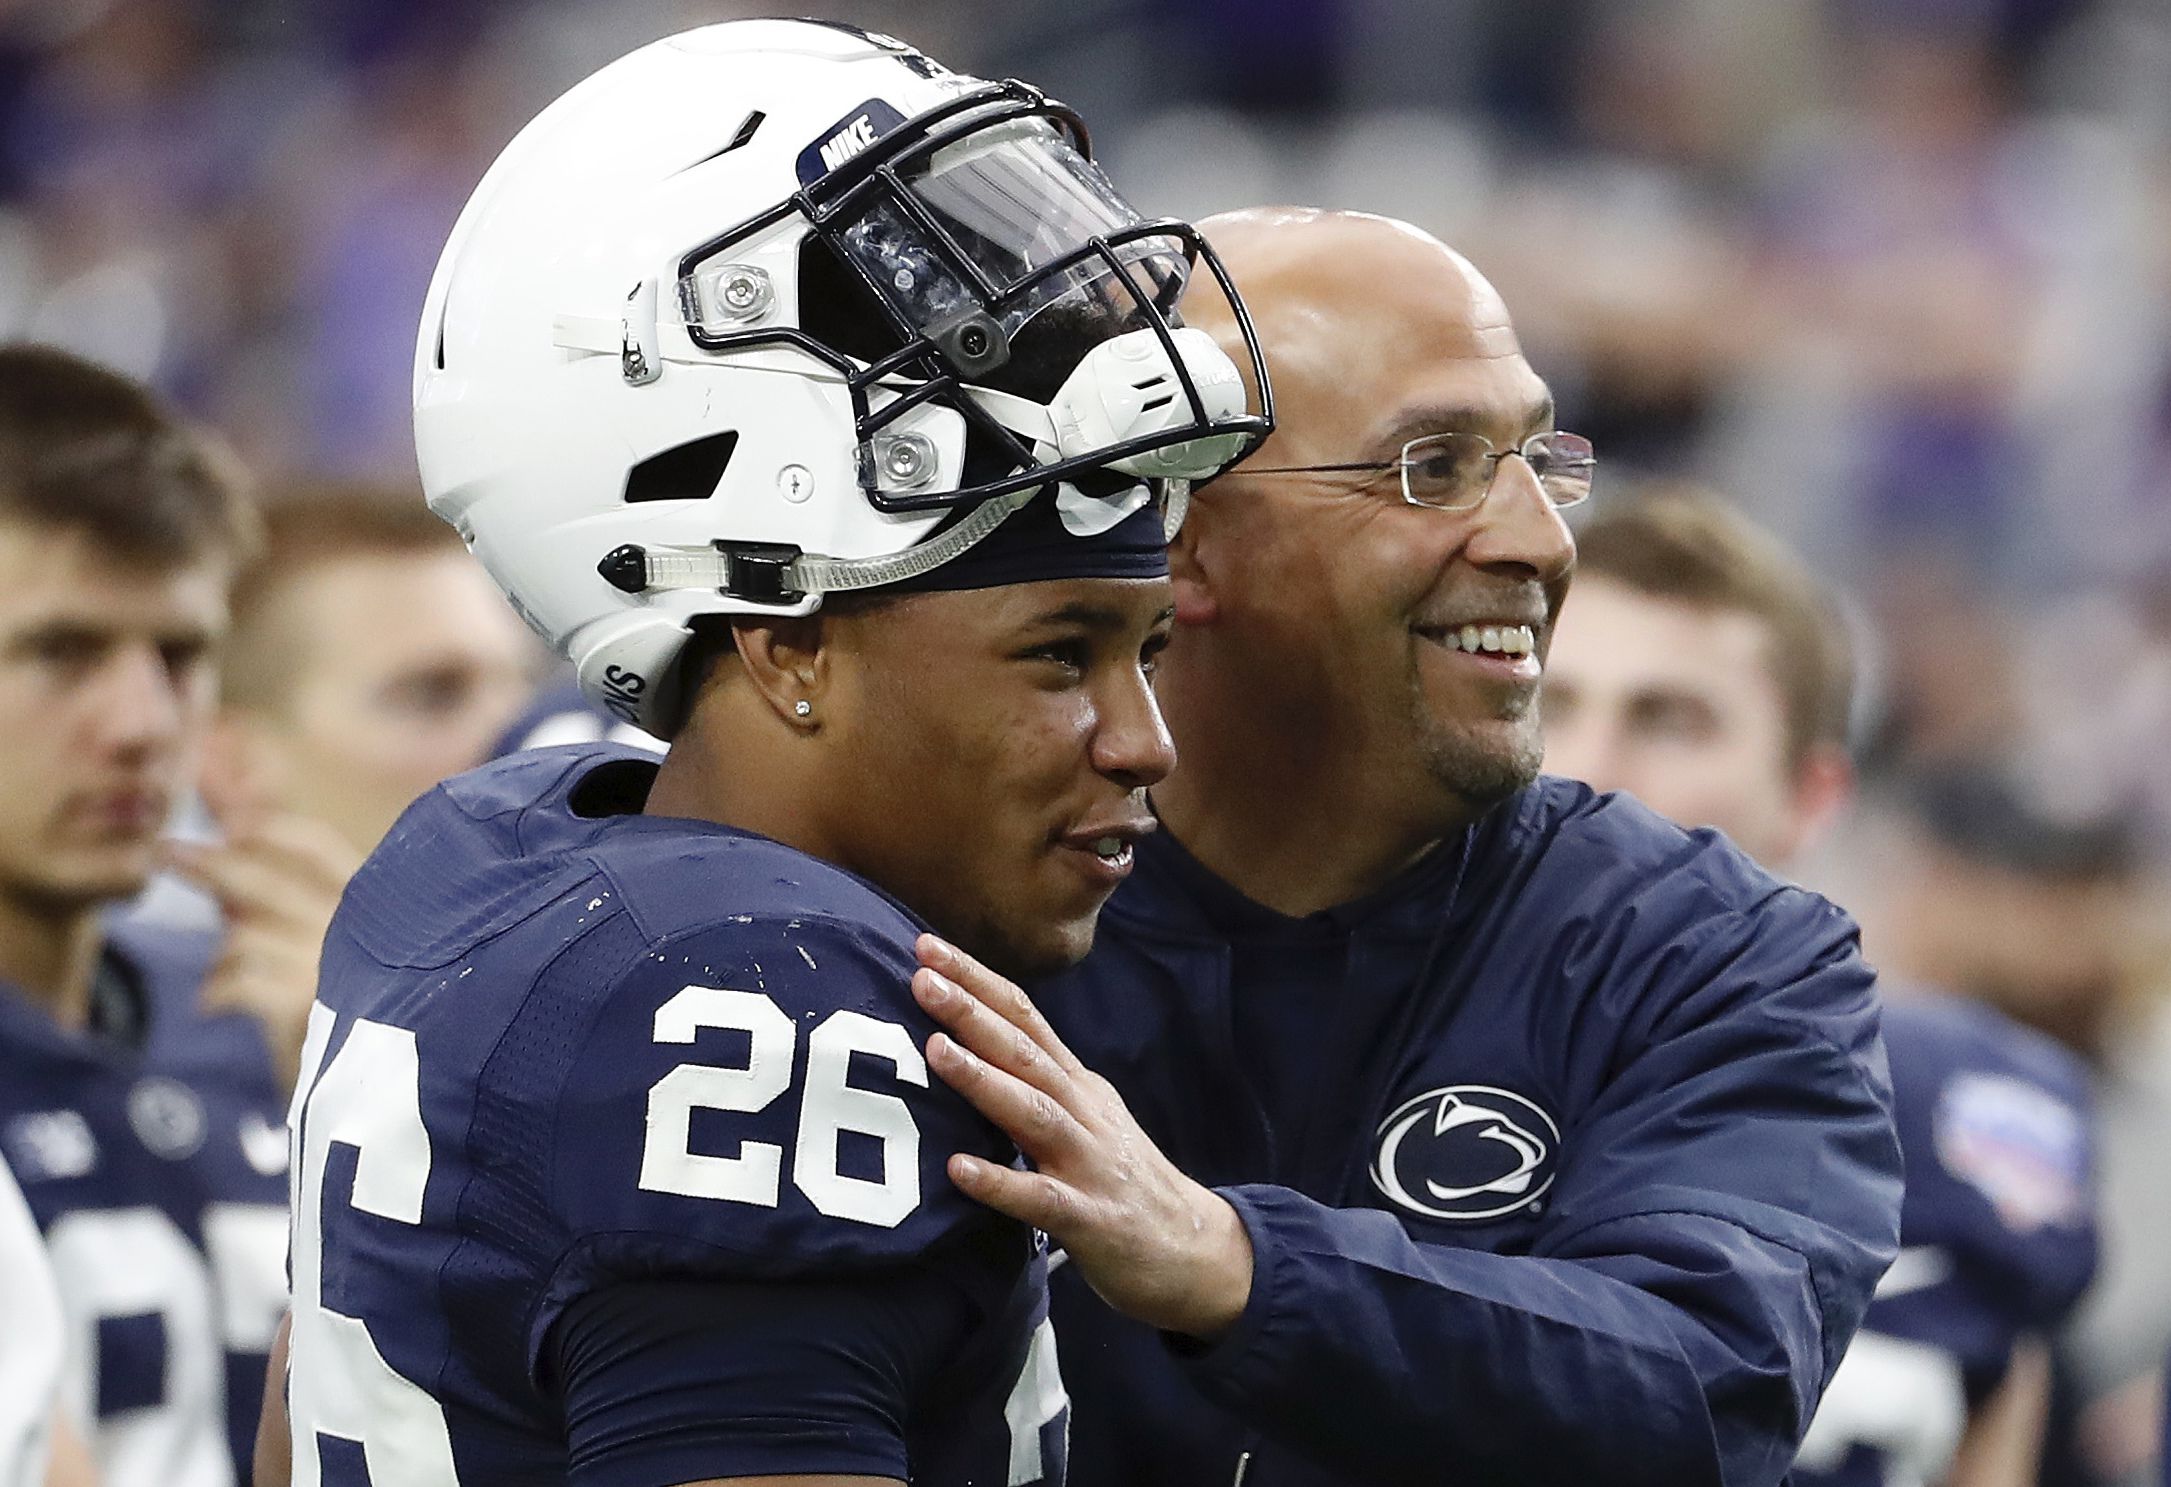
left=415, top=19, right=1272, bottom=736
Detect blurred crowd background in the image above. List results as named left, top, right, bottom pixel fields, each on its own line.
left=3, top=0, right=2166, bottom=1482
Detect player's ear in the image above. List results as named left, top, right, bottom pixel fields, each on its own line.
left=726, top=613, right=829, bottom=729
left=1781, top=742, right=1856, bottom=862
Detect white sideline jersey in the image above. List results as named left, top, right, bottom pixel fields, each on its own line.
left=0, top=1155, right=64, bottom=1487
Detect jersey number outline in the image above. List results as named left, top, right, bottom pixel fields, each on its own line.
left=639, top=986, right=926, bottom=1229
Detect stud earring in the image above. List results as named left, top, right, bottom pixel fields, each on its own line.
left=793, top=700, right=812, bottom=719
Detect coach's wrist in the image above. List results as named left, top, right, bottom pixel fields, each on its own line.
left=1162, top=1186, right=1254, bottom=1341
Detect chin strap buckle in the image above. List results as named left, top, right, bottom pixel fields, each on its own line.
left=595, top=542, right=806, bottom=604
left=717, top=544, right=804, bottom=603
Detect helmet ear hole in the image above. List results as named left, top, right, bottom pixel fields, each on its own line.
left=797, top=236, right=906, bottom=365
left=624, top=429, right=741, bottom=502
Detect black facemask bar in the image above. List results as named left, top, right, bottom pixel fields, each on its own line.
left=675, top=80, right=1274, bottom=514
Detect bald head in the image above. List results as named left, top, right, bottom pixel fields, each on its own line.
left=1188, top=209, right=1528, bottom=468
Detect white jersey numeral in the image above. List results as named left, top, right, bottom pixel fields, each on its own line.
left=639, top=987, right=796, bottom=1206
left=288, top=1006, right=458, bottom=1486
left=640, top=988, right=924, bottom=1229
left=39, top=1198, right=285, bottom=1487
left=44, top=1208, right=228, bottom=1487
left=1002, top=1316, right=1068, bottom=1486
left=795, top=1011, right=926, bottom=1228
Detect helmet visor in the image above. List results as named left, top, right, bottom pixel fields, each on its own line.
left=835, top=115, right=1189, bottom=399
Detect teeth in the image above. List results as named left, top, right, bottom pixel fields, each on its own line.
left=1438, top=623, right=1536, bottom=655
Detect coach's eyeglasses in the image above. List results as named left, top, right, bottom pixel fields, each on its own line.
left=1239, top=429, right=1596, bottom=512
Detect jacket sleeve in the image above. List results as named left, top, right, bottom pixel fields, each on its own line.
left=1174, top=890, right=1905, bottom=1487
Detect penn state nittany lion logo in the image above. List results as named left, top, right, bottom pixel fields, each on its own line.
left=1369, top=1085, right=1559, bottom=1221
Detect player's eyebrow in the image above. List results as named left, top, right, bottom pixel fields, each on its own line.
left=2, top=617, right=113, bottom=655
left=1025, top=600, right=1177, bottom=634
left=3, top=614, right=220, bottom=655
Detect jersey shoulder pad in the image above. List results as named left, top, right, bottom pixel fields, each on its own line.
left=333, top=746, right=659, bottom=975
left=539, top=902, right=1019, bottom=1305
left=585, top=819, right=922, bottom=952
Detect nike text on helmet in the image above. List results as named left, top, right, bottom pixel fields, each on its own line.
left=414, top=19, right=1273, bottom=736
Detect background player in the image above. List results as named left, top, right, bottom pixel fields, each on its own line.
left=0, top=345, right=290, bottom=1486
left=275, top=19, right=1268, bottom=1486
left=1543, top=491, right=2100, bottom=1487
left=158, top=479, right=539, bottom=1081
left=207, top=479, right=537, bottom=862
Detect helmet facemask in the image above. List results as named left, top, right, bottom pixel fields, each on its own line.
left=675, top=81, right=1273, bottom=522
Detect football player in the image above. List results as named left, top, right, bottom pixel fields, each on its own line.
left=169, top=480, right=538, bottom=1082
left=1543, top=492, right=2098, bottom=1487
left=273, top=19, right=1267, bottom=1487
left=0, top=345, right=291, bottom=1486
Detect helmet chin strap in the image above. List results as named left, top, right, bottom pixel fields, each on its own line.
left=625, top=486, right=1036, bottom=601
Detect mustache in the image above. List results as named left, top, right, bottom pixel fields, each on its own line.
left=1411, top=581, right=1556, bottom=632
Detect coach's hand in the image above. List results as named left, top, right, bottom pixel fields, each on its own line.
left=913, top=934, right=1252, bottom=1340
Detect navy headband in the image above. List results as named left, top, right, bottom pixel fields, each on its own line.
left=873, top=484, right=1170, bottom=595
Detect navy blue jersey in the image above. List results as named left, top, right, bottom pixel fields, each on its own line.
left=1794, top=991, right=2097, bottom=1487
left=286, top=745, right=1064, bottom=1485
left=1041, top=777, right=1903, bottom=1487
left=0, top=919, right=290, bottom=1487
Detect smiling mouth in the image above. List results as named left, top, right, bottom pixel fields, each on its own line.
left=1414, top=622, right=1538, bottom=659
left=1086, top=837, right=1133, bottom=871
left=1055, top=817, right=1153, bottom=883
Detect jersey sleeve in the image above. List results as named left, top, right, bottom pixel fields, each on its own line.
left=550, top=1273, right=977, bottom=1486
left=1873, top=997, right=2098, bottom=1397
left=532, top=912, right=1027, bottom=1361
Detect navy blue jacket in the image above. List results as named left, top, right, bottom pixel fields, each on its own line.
left=1041, top=777, right=1904, bottom=1487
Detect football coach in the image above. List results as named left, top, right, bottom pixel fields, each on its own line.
left=909, top=207, right=1904, bottom=1486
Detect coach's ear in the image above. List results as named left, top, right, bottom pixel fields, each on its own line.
left=1168, top=510, right=1217, bottom=627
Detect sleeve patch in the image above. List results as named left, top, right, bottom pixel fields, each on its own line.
left=1932, top=1073, right=2087, bottom=1233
